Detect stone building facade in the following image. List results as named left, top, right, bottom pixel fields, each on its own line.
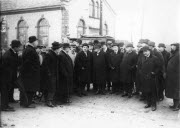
left=0, top=0, right=115, bottom=49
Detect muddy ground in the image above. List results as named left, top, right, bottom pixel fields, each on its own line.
left=1, top=89, right=180, bottom=128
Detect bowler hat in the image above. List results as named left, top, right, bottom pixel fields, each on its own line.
left=141, top=46, right=150, bottom=52
left=101, top=42, right=106, bottom=46
left=88, top=42, right=94, bottom=46
left=94, top=44, right=101, bottom=49
left=82, top=43, right=89, bottom=48
left=94, top=40, right=99, bottom=45
left=63, top=43, right=70, bottom=49
left=29, top=36, right=38, bottom=43
left=158, top=43, right=166, bottom=48
left=112, top=43, right=119, bottom=47
left=10, top=40, right=21, bottom=48
left=148, top=41, right=155, bottom=47
left=126, top=43, right=134, bottom=48
left=52, top=41, right=60, bottom=50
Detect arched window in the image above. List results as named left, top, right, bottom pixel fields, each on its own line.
left=104, top=24, right=108, bottom=35
left=37, top=18, right=49, bottom=46
left=77, top=19, right=86, bottom=38
left=89, top=0, right=95, bottom=17
left=17, top=19, right=28, bottom=46
left=95, top=2, right=99, bottom=18
left=0, top=18, right=8, bottom=50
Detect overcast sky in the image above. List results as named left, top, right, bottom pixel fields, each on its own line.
left=106, top=0, right=180, bottom=45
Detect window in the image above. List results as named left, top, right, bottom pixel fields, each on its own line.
left=77, top=19, right=86, bottom=38
left=0, top=18, right=8, bottom=50
left=89, top=0, right=95, bottom=17
left=104, top=24, right=108, bottom=35
left=37, top=18, right=49, bottom=46
left=17, top=20, right=28, bottom=46
left=96, top=2, right=99, bottom=18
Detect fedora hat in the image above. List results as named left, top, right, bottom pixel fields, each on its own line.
left=51, top=41, right=60, bottom=50
left=29, top=36, right=38, bottom=43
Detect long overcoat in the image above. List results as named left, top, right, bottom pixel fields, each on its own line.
left=1, top=49, right=19, bottom=86
left=58, top=50, right=74, bottom=95
left=42, top=50, right=59, bottom=92
left=120, top=51, right=137, bottom=83
left=20, top=45, right=40, bottom=92
left=109, top=52, right=123, bottom=83
left=92, top=51, right=107, bottom=85
left=165, top=50, right=180, bottom=99
left=140, top=55, right=160, bottom=93
left=74, top=51, right=92, bottom=83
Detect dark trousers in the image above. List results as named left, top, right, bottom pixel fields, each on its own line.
left=97, top=83, right=106, bottom=92
left=112, top=82, right=120, bottom=93
left=123, top=82, right=133, bottom=94
left=8, top=86, right=15, bottom=101
left=78, top=82, right=87, bottom=94
left=146, top=92, right=157, bottom=106
left=158, top=76, right=165, bottom=99
left=44, top=91, right=55, bottom=102
left=20, top=91, right=34, bottom=106
left=0, top=84, right=9, bottom=109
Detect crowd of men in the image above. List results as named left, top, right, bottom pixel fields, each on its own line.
left=0, top=36, right=179, bottom=112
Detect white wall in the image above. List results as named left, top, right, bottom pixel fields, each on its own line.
left=4, top=10, right=62, bottom=47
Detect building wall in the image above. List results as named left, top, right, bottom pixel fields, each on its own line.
left=68, top=0, right=116, bottom=38
left=1, top=10, right=62, bottom=47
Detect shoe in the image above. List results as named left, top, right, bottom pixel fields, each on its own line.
left=169, top=105, right=175, bottom=109
left=77, top=93, right=82, bottom=97
left=9, top=99, right=18, bottom=103
left=128, top=93, right=133, bottom=98
left=1, top=107, right=15, bottom=112
left=144, top=104, right=151, bottom=108
left=95, top=91, right=100, bottom=95
left=101, top=91, right=106, bottom=95
left=21, top=104, right=36, bottom=108
left=47, top=101, right=55, bottom=107
left=151, top=106, right=156, bottom=111
left=133, top=92, right=139, bottom=95
left=82, top=92, right=87, bottom=96
left=110, top=91, right=115, bottom=94
left=140, top=97, right=145, bottom=101
left=122, top=93, right=128, bottom=97
left=172, top=107, right=180, bottom=111
left=159, top=97, right=164, bottom=101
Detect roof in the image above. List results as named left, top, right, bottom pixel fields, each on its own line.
left=1, top=0, right=61, bottom=11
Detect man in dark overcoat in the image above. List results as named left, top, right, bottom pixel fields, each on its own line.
left=58, top=43, right=74, bottom=104
left=92, top=44, right=107, bottom=95
left=165, top=43, right=180, bottom=111
left=74, top=43, right=92, bottom=97
left=1, top=40, right=21, bottom=111
left=148, top=41, right=165, bottom=101
left=140, top=46, right=160, bottom=111
left=109, top=43, right=123, bottom=94
left=20, top=36, right=40, bottom=108
left=43, top=42, right=60, bottom=107
left=101, top=42, right=113, bottom=91
left=120, top=43, right=138, bottom=98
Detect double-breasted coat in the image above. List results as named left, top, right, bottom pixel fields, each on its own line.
left=58, top=50, right=74, bottom=95
left=120, top=51, right=138, bottom=83
left=109, top=51, right=123, bottom=83
left=165, top=50, right=180, bottom=99
left=92, top=51, right=107, bottom=85
left=20, top=45, right=40, bottom=92
left=74, top=51, right=92, bottom=83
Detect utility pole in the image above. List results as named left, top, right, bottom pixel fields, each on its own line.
left=99, top=0, right=103, bottom=36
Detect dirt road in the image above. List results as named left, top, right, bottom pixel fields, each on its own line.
left=1, top=90, right=180, bottom=128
